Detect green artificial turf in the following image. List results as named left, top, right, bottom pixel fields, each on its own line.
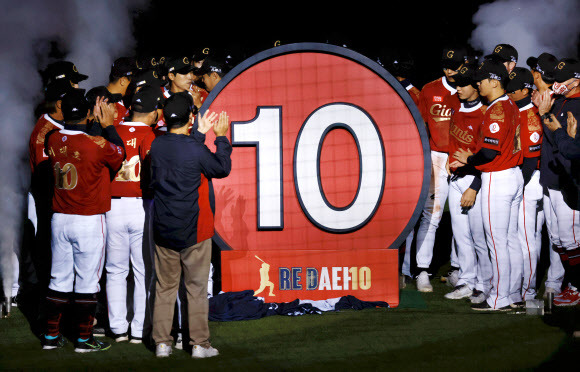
left=1, top=276, right=578, bottom=372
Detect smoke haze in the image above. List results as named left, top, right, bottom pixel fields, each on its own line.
left=0, top=0, right=146, bottom=298
left=470, top=0, right=580, bottom=62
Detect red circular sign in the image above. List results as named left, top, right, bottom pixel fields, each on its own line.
left=199, top=43, right=430, bottom=252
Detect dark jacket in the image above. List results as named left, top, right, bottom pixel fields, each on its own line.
left=549, top=93, right=580, bottom=210
left=150, top=131, right=232, bottom=250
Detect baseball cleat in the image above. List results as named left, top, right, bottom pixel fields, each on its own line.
left=416, top=271, right=433, bottom=293
left=444, top=284, right=472, bottom=300
left=129, top=337, right=142, bottom=344
left=509, top=301, right=525, bottom=309
left=74, top=337, right=111, bottom=353
left=156, top=343, right=172, bottom=358
left=470, top=290, right=487, bottom=304
left=471, top=302, right=512, bottom=312
left=553, top=286, right=580, bottom=306
left=192, top=345, right=219, bottom=359
left=42, top=334, right=67, bottom=350
left=112, top=332, right=129, bottom=342
left=92, top=326, right=106, bottom=337
left=442, top=269, right=460, bottom=288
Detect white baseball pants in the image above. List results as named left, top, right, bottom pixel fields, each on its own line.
left=481, top=167, right=524, bottom=309
left=49, top=213, right=106, bottom=294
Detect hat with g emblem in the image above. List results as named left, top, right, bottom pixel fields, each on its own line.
left=134, top=69, right=165, bottom=89
left=552, top=58, right=580, bottom=83
left=441, top=46, right=467, bottom=70
left=506, top=67, right=534, bottom=93
left=166, top=56, right=194, bottom=75
left=453, top=62, right=478, bottom=87
left=485, top=43, right=518, bottom=64
left=42, top=60, right=88, bottom=86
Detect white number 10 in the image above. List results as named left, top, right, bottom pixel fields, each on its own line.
left=231, top=103, right=385, bottom=233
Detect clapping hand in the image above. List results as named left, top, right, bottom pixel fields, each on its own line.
left=567, top=112, right=577, bottom=139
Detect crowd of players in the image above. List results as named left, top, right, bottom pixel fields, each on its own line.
left=23, top=48, right=231, bottom=357
left=397, top=44, right=580, bottom=313
left=10, top=42, right=580, bottom=356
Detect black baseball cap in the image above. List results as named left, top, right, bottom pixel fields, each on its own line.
left=485, top=44, right=518, bottom=64
left=43, top=61, right=88, bottom=85
left=552, top=58, right=580, bottom=83
left=453, top=63, right=478, bottom=88
left=163, top=92, right=194, bottom=127
left=506, top=67, right=534, bottom=93
left=85, top=86, right=122, bottom=108
left=61, top=89, right=90, bottom=121
left=133, top=69, right=165, bottom=89
left=110, top=57, right=137, bottom=80
left=192, top=47, right=212, bottom=63
left=473, top=59, right=509, bottom=82
left=166, top=56, right=194, bottom=75
left=136, top=56, right=158, bottom=71
left=526, top=52, right=558, bottom=79
left=441, top=47, right=467, bottom=70
left=44, top=79, right=77, bottom=102
left=195, top=57, right=227, bottom=76
left=131, top=86, right=165, bottom=113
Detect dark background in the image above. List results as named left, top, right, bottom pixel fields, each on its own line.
left=132, top=1, right=493, bottom=89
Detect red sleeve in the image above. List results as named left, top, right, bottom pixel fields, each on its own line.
left=480, top=104, right=508, bottom=152
left=101, top=141, right=125, bottom=171
left=521, top=109, right=543, bottom=158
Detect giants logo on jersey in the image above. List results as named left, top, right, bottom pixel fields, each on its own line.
left=450, top=124, right=474, bottom=145
left=430, top=104, right=452, bottom=122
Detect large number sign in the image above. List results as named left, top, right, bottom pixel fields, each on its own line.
left=199, top=43, right=430, bottom=306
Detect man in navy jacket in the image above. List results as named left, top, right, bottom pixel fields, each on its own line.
left=149, top=92, right=231, bottom=358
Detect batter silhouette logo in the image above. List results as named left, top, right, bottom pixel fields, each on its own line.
left=199, top=43, right=431, bottom=306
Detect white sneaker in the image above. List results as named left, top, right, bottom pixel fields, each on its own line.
left=444, top=284, right=472, bottom=300
left=156, top=343, right=172, bottom=358
left=416, top=271, right=433, bottom=292
left=444, top=269, right=460, bottom=288
left=470, top=289, right=487, bottom=304
left=175, top=333, right=183, bottom=350
left=192, top=345, right=219, bottom=359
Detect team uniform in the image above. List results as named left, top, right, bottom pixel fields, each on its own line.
left=43, top=124, right=125, bottom=349
left=514, top=96, right=544, bottom=300
left=474, top=94, right=524, bottom=309
left=415, top=76, right=460, bottom=280
left=114, top=101, right=130, bottom=126
left=105, top=121, right=154, bottom=341
left=447, top=99, right=493, bottom=298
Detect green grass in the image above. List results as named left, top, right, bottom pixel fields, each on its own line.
left=1, top=276, right=579, bottom=371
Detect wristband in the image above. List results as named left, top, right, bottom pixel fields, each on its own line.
left=541, top=113, right=551, bottom=121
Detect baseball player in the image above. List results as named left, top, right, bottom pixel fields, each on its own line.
left=414, top=46, right=464, bottom=292
left=528, top=53, right=566, bottom=298
left=106, top=57, right=137, bottom=126
left=506, top=67, right=544, bottom=302
left=452, top=59, right=523, bottom=311
left=444, top=63, right=492, bottom=303
left=28, top=80, right=77, bottom=290
left=539, top=58, right=580, bottom=306
left=104, top=86, right=164, bottom=344
left=42, top=89, right=125, bottom=352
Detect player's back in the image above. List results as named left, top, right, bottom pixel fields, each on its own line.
left=46, top=129, right=125, bottom=215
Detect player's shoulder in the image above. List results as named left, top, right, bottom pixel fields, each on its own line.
left=421, top=77, right=443, bottom=91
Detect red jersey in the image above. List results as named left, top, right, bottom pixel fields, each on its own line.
left=418, top=77, right=460, bottom=153
left=114, top=101, right=130, bottom=126
left=110, top=122, right=154, bottom=197
left=46, top=129, right=125, bottom=215
left=517, top=100, right=542, bottom=169
left=475, top=95, right=523, bottom=173
left=29, top=114, right=64, bottom=173
left=448, top=101, right=486, bottom=172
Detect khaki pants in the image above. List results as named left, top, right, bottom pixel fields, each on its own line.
left=152, top=238, right=212, bottom=347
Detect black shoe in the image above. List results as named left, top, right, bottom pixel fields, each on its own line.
left=471, top=302, right=512, bottom=312
left=42, top=334, right=67, bottom=350
left=112, top=332, right=129, bottom=342
left=92, top=326, right=106, bottom=337
left=510, top=301, right=525, bottom=309
left=74, top=337, right=111, bottom=353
